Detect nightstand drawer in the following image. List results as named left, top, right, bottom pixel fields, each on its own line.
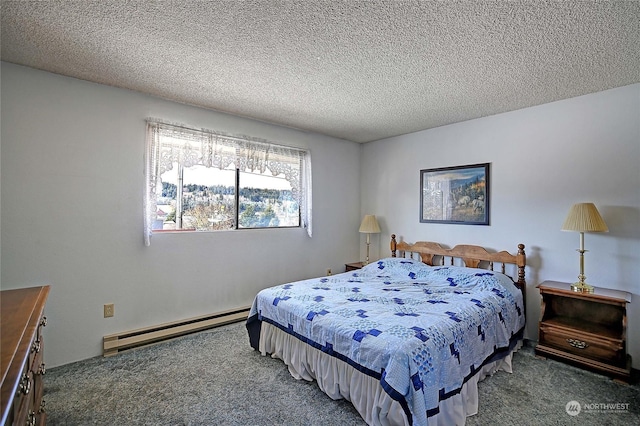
left=539, top=323, right=625, bottom=366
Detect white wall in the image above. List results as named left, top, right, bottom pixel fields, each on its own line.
left=0, top=62, right=361, bottom=367
left=361, top=83, right=640, bottom=363
left=3, top=61, right=638, bottom=368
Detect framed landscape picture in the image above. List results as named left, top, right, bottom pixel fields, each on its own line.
left=420, top=163, right=490, bottom=225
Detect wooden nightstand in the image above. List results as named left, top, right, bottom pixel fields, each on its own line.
left=535, top=280, right=632, bottom=383
left=345, top=262, right=365, bottom=272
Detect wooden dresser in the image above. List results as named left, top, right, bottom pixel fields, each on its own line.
left=535, top=280, right=631, bottom=383
left=1, top=286, right=50, bottom=426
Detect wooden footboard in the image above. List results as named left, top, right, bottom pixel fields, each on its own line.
left=390, top=234, right=527, bottom=305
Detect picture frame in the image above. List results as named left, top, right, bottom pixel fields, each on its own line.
left=420, top=163, right=490, bottom=225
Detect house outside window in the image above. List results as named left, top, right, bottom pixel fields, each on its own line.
left=144, top=121, right=312, bottom=245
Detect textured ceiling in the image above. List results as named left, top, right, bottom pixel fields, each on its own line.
left=1, top=1, right=639, bottom=143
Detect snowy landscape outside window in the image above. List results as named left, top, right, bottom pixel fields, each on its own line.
left=144, top=121, right=312, bottom=245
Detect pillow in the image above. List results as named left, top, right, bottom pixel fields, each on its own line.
left=358, top=257, right=431, bottom=278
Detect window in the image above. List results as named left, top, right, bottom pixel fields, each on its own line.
left=144, top=121, right=312, bottom=245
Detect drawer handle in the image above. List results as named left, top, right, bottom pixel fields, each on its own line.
left=40, top=316, right=48, bottom=327
left=38, top=363, right=46, bottom=376
left=39, top=399, right=47, bottom=414
left=27, top=410, right=37, bottom=426
left=567, top=338, right=589, bottom=349
left=31, top=339, right=41, bottom=354
left=19, top=373, right=31, bottom=395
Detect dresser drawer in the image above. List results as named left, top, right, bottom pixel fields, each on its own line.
left=539, top=323, right=625, bottom=366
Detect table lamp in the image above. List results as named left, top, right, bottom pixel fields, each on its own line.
left=561, top=203, right=608, bottom=293
left=359, top=215, right=381, bottom=265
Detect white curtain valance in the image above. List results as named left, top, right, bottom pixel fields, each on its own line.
left=144, top=120, right=312, bottom=245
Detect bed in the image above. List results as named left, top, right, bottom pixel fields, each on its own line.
left=247, top=235, right=526, bottom=425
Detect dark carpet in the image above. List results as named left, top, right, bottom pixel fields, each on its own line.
left=44, top=321, right=639, bottom=425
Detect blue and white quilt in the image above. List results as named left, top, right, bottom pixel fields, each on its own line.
left=248, top=257, right=525, bottom=425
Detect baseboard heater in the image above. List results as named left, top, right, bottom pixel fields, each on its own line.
left=103, top=306, right=250, bottom=357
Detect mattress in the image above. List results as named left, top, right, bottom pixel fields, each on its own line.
left=247, top=257, right=525, bottom=425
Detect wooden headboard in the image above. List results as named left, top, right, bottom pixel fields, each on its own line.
left=390, top=234, right=526, bottom=302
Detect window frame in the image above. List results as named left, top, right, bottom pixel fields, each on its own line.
left=144, top=120, right=312, bottom=245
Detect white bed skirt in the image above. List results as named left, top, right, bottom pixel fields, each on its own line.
left=259, top=322, right=521, bottom=426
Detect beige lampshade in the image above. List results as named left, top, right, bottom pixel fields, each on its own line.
left=359, top=215, right=381, bottom=233
left=561, top=203, right=608, bottom=232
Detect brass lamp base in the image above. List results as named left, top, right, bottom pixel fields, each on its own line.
left=570, top=243, right=594, bottom=293
left=571, top=282, right=594, bottom=293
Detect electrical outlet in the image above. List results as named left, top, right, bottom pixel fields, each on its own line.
left=104, top=303, right=114, bottom=318
left=326, top=268, right=332, bottom=276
